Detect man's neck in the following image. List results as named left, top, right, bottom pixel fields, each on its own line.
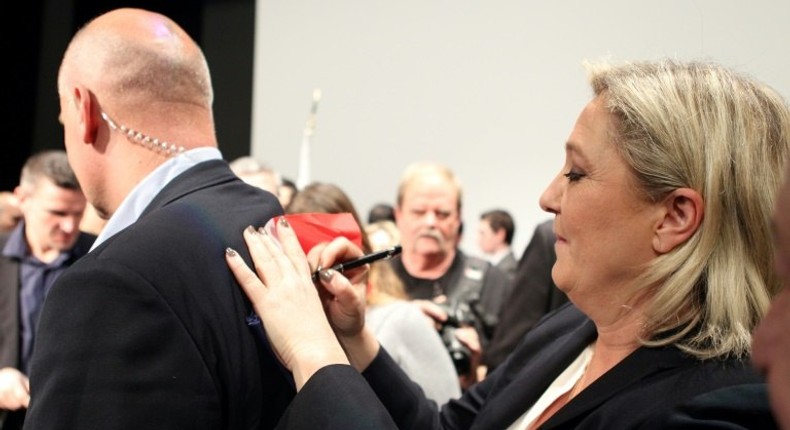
left=27, top=241, right=60, bottom=264
left=484, top=247, right=511, bottom=264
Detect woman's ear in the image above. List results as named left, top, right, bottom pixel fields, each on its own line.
left=653, top=188, right=704, bottom=254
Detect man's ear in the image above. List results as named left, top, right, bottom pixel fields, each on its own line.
left=494, top=227, right=506, bottom=244
left=13, top=185, right=27, bottom=203
left=653, top=188, right=704, bottom=254
left=72, top=85, right=99, bottom=144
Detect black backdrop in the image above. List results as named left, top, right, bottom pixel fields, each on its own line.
left=1, top=0, right=255, bottom=190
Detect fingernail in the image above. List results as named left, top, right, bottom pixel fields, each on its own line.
left=245, top=225, right=256, bottom=235
left=320, top=269, right=334, bottom=282
left=226, top=247, right=237, bottom=257
left=278, top=216, right=290, bottom=228
left=257, top=227, right=268, bottom=235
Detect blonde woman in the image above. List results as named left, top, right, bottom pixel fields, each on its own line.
left=227, top=60, right=789, bottom=429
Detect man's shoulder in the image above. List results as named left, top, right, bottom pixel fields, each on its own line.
left=458, top=252, right=490, bottom=272
left=459, top=252, right=509, bottom=285
left=497, top=251, right=517, bottom=273
left=73, top=231, right=97, bottom=257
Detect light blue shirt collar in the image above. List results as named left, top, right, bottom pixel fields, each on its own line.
left=91, top=147, right=223, bottom=251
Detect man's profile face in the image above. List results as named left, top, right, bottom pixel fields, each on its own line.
left=477, top=219, right=501, bottom=254
left=752, top=165, right=790, bottom=429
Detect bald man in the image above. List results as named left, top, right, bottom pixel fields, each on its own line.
left=24, top=8, right=293, bottom=429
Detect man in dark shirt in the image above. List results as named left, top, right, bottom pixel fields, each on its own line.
left=0, top=150, right=95, bottom=430
left=391, top=162, right=511, bottom=386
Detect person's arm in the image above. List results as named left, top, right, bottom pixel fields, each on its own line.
left=227, top=220, right=448, bottom=429
left=380, top=302, right=462, bottom=406
left=226, top=222, right=384, bottom=386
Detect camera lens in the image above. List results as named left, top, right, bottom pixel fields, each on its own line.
left=440, top=326, right=472, bottom=375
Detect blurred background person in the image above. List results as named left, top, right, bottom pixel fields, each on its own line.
left=228, top=155, right=282, bottom=198
left=278, top=177, right=298, bottom=211
left=287, top=182, right=461, bottom=406
left=750, top=150, right=790, bottom=429
left=0, top=150, right=95, bottom=429
left=367, top=202, right=396, bottom=224
left=391, top=161, right=512, bottom=387
left=482, top=219, right=567, bottom=374
left=366, top=220, right=401, bottom=253
left=0, top=193, right=21, bottom=233
left=477, top=208, right=517, bottom=280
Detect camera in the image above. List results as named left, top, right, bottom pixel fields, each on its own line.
left=436, top=301, right=475, bottom=375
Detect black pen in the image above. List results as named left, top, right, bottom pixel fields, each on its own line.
left=311, top=245, right=402, bottom=282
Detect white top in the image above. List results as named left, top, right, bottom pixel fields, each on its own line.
left=367, top=300, right=462, bottom=407
left=91, top=148, right=223, bottom=251
left=506, top=343, right=594, bottom=430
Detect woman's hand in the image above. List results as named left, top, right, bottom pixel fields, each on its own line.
left=225, top=220, right=351, bottom=390
left=413, top=298, right=450, bottom=330
left=453, top=326, right=483, bottom=390
left=306, top=239, right=368, bottom=339
left=306, top=237, right=382, bottom=371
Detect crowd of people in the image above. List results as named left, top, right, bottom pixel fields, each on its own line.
left=2, top=6, right=790, bottom=430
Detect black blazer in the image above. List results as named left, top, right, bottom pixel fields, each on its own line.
left=25, top=160, right=300, bottom=429
left=362, top=302, right=766, bottom=429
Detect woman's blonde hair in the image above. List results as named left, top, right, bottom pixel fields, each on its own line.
left=588, top=59, right=790, bottom=359
left=365, top=221, right=408, bottom=304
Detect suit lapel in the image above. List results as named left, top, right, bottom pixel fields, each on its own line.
left=541, top=345, right=689, bottom=429
left=473, top=306, right=596, bottom=429
left=140, top=160, right=236, bottom=217
left=471, top=303, right=691, bottom=430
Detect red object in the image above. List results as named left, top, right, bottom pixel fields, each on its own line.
left=268, top=213, right=363, bottom=254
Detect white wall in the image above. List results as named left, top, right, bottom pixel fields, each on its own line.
left=251, top=0, right=790, bottom=258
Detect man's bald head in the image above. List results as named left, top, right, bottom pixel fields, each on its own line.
left=55, top=8, right=218, bottom=218
left=58, top=8, right=213, bottom=116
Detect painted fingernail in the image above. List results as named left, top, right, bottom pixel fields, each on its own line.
left=320, top=269, right=335, bottom=282
left=278, top=216, right=290, bottom=228
left=257, top=227, right=268, bottom=235
left=226, top=247, right=237, bottom=257
left=245, top=225, right=256, bottom=235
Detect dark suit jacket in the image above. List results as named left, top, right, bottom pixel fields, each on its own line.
left=362, top=302, right=765, bottom=429
left=494, top=251, right=517, bottom=280
left=24, top=160, right=395, bottom=430
left=484, top=219, right=567, bottom=370
left=0, top=230, right=95, bottom=430
left=659, top=383, right=777, bottom=429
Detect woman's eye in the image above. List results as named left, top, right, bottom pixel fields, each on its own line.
left=563, top=171, right=585, bottom=182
